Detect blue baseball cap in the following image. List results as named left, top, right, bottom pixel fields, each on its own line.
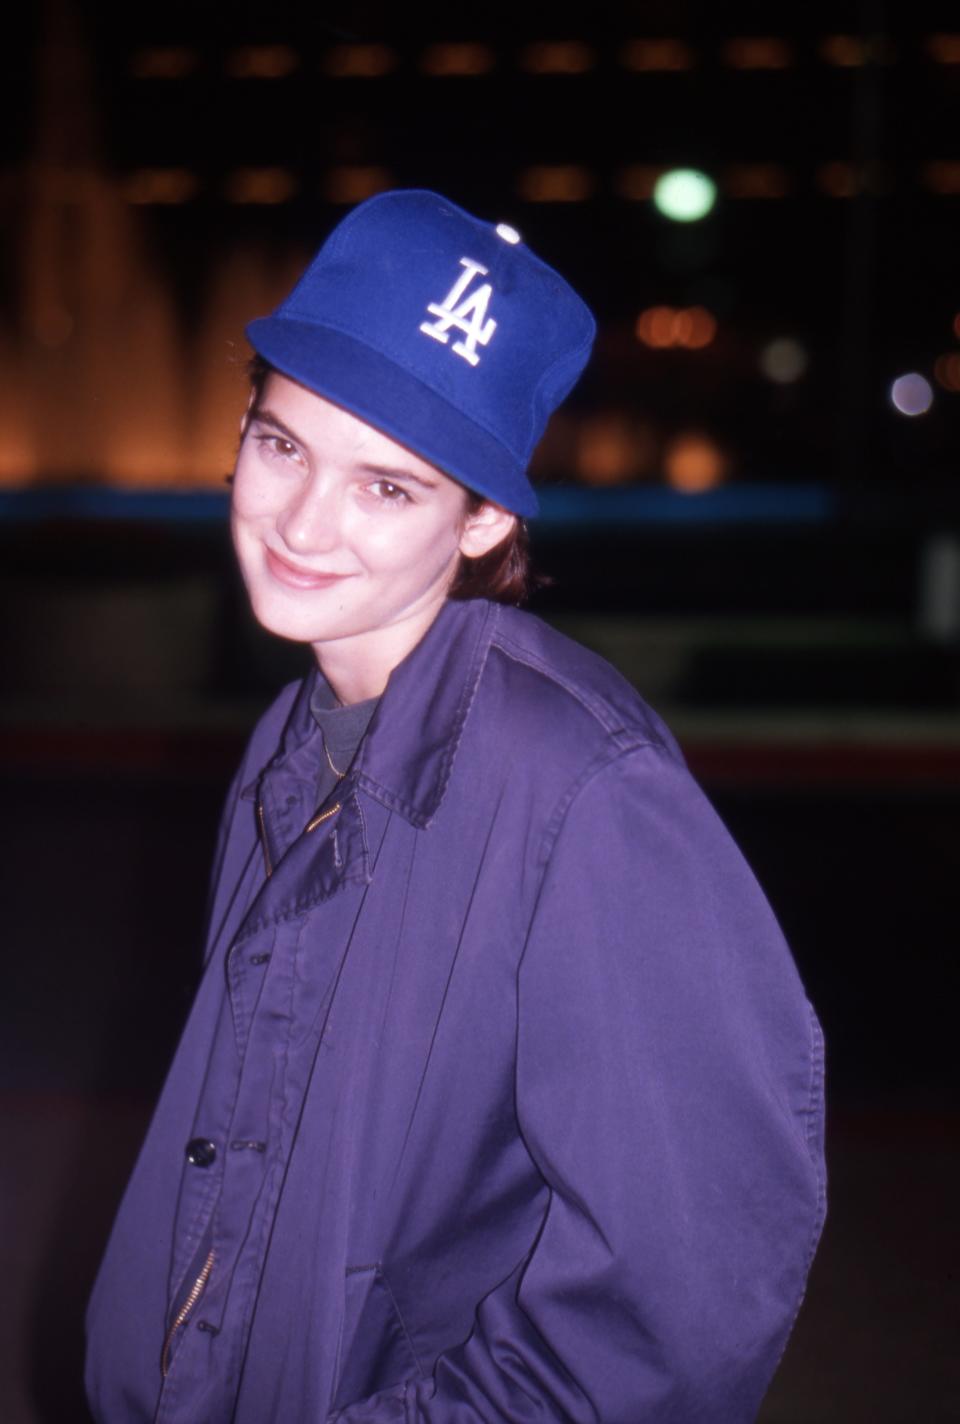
left=245, top=189, right=595, bottom=516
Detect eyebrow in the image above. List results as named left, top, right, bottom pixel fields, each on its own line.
left=248, top=406, right=303, bottom=447
left=249, top=406, right=439, bottom=489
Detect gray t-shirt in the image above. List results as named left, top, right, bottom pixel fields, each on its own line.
left=308, top=674, right=379, bottom=810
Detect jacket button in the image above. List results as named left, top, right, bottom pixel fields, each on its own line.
left=185, top=1137, right=217, bottom=1167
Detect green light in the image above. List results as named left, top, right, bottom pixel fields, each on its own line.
left=653, top=168, right=717, bottom=222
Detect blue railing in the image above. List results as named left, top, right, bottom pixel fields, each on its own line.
left=0, top=483, right=834, bottom=528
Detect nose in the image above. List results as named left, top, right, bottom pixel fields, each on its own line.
left=276, top=472, right=340, bottom=556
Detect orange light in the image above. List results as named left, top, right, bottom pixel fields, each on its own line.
left=322, top=44, right=398, bottom=78
left=820, top=35, right=866, bottom=67
left=934, top=353, right=960, bottom=391
left=516, top=166, right=594, bottom=202
left=223, top=169, right=298, bottom=204
left=923, top=161, right=960, bottom=194
left=225, top=46, right=299, bottom=79
left=519, top=41, right=595, bottom=74
left=817, top=161, right=859, bottom=197
left=125, top=169, right=199, bottom=205
left=635, top=306, right=716, bottom=349
left=616, top=165, right=663, bottom=200
left=684, top=307, right=717, bottom=348
left=577, top=415, right=635, bottom=485
left=620, top=39, right=694, bottom=72
left=420, top=43, right=495, bottom=76
left=130, top=47, right=198, bottom=80
left=323, top=167, right=392, bottom=204
left=664, top=433, right=728, bottom=493
left=722, top=37, right=792, bottom=69
left=723, top=164, right=789, bottom=198
left=927, top=34, right=960, bottom=64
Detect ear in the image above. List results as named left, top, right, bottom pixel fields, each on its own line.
left=458, top=501, right=518, bottom=559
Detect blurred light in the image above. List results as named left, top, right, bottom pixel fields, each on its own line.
left=519, top=41, right=595, bottom=74
left=820, top=34, right=867, bottom=66
left=125, top=168, right=199, bottom=205
left=636, top=307, right=676, bottom=348
left=577, top=413, right=650, bottom=485
left=664, top=433, right=728, bottom=493
left=817, top=161, right=859, bottom=197
left=616, top=165, right=662, bottom=200
left=495, top=223, right=521, bottom=243
left=759, top=337, right=809, bottom=383
left=922, top=161, right=960, bottom=194
left=33, top=305, right=74, bottom=348
left=130, top=47, right=198, bottom=80
left=322, top=44, right=398, bottom=78
left=723, top=164, right=789, bottom=198
left=420, top=43, right=495, bottom=76
left=516, top=166, right=594, bottom=202
left=653, top=168, right=716, bottom=221
left=323, top=167, right=392, bottom=204
left=927, top=34, right=960, bottom=64
left=620, top=39, right=693, bottom=72
left=722, top=37, right=793, bottom=69
left=953, top=313, right=960, bottom=341
left=635, top=306, right=716, bottom=349
left=224, top=169, right=298, bottom=204
left=225, top=46, right=298, bottom=79
left=820, top=34, right=894, bottom=66
left=934, top=354, right=960, bottom=391
left=890, top=373, right=933, bottom=416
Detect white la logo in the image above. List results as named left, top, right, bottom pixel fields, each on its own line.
left=419, top=258, right=496, bottom=367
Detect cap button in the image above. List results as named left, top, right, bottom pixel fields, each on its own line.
left=495, top=222, right=521, bottom=245
left=185, top=1137, right=217, bottom=1168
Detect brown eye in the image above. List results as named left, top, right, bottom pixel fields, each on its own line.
left=370, top=479, right=410, bottom=503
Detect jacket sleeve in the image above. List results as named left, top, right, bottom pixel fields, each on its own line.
left=331, top=743, right=826, bottom=1423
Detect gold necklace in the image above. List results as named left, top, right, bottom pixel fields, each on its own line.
left=323, top=739, right=347, bottom=780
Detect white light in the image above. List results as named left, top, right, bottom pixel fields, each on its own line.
left=652, top=168, right=717, bottom=222
left=890, top=372, right=933, bottom=417
left=759, top=337, right=808, bottom=383
left=495, top=222, right=521, bottom=244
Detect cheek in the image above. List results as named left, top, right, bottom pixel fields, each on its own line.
left=362, top=518, right=462, bottom=580
left=231, top=450, right=287, bottom=522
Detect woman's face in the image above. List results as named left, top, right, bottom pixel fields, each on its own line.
left=231, top=372, right=514, bottom=697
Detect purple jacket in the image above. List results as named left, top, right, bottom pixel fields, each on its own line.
left=86, top=598, right=825, bottom=1423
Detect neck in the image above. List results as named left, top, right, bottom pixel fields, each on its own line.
left=313, top=600, right=447, bottom=705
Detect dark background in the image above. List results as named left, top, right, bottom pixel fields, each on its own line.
left=2, top=2, right=959, bottom=1420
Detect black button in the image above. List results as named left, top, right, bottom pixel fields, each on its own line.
left=185, top=1137, right=217, bottom=1168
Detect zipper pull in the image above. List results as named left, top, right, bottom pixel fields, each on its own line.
left=161, top=1248, right=215, bottom=1377
left=256, top=799, right=273, bottom=878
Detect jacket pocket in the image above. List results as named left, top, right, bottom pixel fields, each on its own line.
left=331, top=1265, right=422, bottom=1412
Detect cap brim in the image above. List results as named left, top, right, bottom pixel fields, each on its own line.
left=245, top=317, right=540, bottom=517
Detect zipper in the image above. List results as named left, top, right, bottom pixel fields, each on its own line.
left=306, top=801, right=342, bottom=833
left=256, top=799, right=273, bottom=877
left=161, top=1248, right=215, bottom=1378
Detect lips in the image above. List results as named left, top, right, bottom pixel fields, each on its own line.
left=265, top=546, right=351, bottom=591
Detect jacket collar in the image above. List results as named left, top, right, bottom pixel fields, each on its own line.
left=264, top=598, right=498, bottom=831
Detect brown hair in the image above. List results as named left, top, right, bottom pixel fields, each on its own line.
left=245, top=356, right=534, bottom=605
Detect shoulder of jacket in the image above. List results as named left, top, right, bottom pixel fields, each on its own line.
left=485, top=604, right=681, bottom=761
left=236, top=677, right=306, bottom=782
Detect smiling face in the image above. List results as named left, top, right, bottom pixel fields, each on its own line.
left=231, top=372, right=515, bottom=702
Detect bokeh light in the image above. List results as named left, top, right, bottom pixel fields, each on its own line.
left=663, top=432, right=728, bottom=492
left=635, top=306, right=716, bottom=349
left=889, top=373, right=934, bottom=417
left=934, top=353, right=960, bottom=392
left=653, top=169, right=717, bottom=222
left=759, top=338, right=809, bottom=383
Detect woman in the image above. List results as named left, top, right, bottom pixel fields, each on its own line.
left=86, top=190, right=825, bottom=1423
